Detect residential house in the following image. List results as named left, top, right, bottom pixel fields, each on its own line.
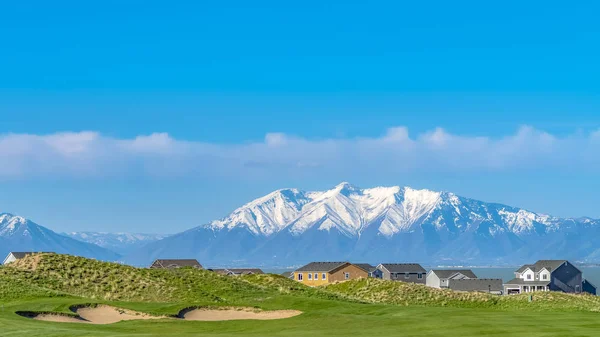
left=354, top=263, right=377, bottom=277
left=504, top=260, right=595, bottom=295
left=149, top=259, right=203, bottom=269
left=374, top=263, right=427, bottom=284
left=447, top=279, right=504, bottom=295
left=2, top=252, right=53, bottom=265
left=208, top=268, right=264, bottom=276
left=294, top=262, right=367, bottom=286
left=583, top=279, right=597, bottom=295
left=426, top=269, right=478, bottom=288
left=280, top=271, right=294, bottom=279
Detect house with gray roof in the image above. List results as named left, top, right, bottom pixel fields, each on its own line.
left=353, top=263, right=377, bottom=277
left=504, top=260, right=596, bottom=295
left=448, top=279, right=504, bottom=295
left=149, top=259, right=203, bottom=269
left=426, top=269, right=478, bottom=289
left=293, top=262, right=368, bottom=285
left=2, top=252, right=53, bottom=265
left=374, top=263, right=427, bottom=284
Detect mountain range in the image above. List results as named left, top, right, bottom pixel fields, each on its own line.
left=64, top=232, right=170, bottom=255
left=4, top=183, right=600, bottom=267
left=122, top=182, right=600, bottom=267
left=0, top=213, right=121, bottom=262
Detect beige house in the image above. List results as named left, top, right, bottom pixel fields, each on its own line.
left=294, top=262, right=368, bottom=286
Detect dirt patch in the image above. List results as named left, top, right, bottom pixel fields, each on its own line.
left=74, top=305, right=164, bottom=324
left=181, top=307, right=302, bottom=321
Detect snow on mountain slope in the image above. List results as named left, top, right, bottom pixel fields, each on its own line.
left=0, top=213, right=121, bottom=262
left=208, top=188, right=315, bottom=235
left=65, top=232, right=170, bottom=255
left=123, top=183, right=600, bottom=266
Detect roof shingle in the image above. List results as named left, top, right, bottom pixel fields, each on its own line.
left=448, top=279, right=503, bottom=292
left=379, top=263, right=426, bottom=273
left=295, top=262, right=349, bottom=272
left=430, top=269, right=478, bottom=279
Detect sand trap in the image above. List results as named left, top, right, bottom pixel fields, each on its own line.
left=181, top=307, right=302, bottom=321
left=17, top=306, right=164, bottom=325
left=74, top=305, right=164, bottom=324
left=19, top=306, right=301, bottom=324
left=32, top=314, right=87, bottom=324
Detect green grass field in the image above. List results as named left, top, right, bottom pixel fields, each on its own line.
left=1, top=254, right=600, bottom=337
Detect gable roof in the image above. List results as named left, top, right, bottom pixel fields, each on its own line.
left=150, top=259, right=203, bottom=269
left=504, top=278, right=551, bottom=286
left=295, top=262, right=349, bottom=273
left=354, top=263, right=376, bottom=273
left=378, top=263, right=426, bottom=273
left=516, top=260, right=570, bottom=274
left=3, top=252, right=53, bottom=264
left=8, top=252, right=53, bottom=259
left=430, top=269, right=477, bottom=279
left=447, top=279, right=503, bottom=292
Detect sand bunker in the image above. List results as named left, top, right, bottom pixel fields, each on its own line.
left=181, top=307, right=302, bottom=321
left=18, top=305, right=164, bottom=324
left=19, top=305, right=301, bottom=324
left=31, top=314, right=87, bottom=324
left=74, top=305, right=164, bottom=324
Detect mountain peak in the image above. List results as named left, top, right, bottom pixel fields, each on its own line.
left=125, top=183, right=600, bottom=266
left=0, top=212, right=121, bottom=262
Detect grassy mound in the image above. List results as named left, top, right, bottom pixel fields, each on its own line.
left=324, top=278, right=500, bottom=308
left=324, top=278, right=600, bottom=312
left=4, top=254, right=270, bottom=303
left=0, top=266, right=68, bottom=301
left=3, top=254, right=352, bottom=305
left=241, top=273, right=356, bottom=302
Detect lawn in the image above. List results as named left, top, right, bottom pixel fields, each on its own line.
left=2, top=297, right=600, bottom=337
left=1, top=254, right=600, bottom=337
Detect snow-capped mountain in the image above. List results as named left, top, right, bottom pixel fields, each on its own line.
left=0, top=213, right=121, bottom=262
left=64, top=232, right=170, bottom=255
left=123, top=182, right=600, bottom=266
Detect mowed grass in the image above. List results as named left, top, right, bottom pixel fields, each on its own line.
left=2, top=297, right=600, bottom=337
left=1, top=254, right=600, bottom=337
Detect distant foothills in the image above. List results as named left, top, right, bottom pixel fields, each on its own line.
left=2, top=182, right=600, bottom=267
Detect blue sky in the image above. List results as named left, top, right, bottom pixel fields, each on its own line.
left=1, top=1, right=599, bottom=233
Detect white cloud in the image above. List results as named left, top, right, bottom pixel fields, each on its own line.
left=0, top=126, right=599, bottom=179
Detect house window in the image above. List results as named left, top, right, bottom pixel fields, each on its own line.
left=308, top=273, right=312, bottom=280
left=298, top=273, right=303, bottom=281
left=527, top=274, right=532, bottom=280
left=345, top=272, right=350, bottom=280
left=314, top=273, right=318, bottom=280
left=322, top=273, right=326, bottom=280
left=405, top=273, right=410, bottom=279
left=417, top=273, right=423, bottom=279
left=542, top=274, right=548, bottom=280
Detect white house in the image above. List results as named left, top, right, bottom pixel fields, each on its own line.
left=426, top=269, right=477, bottom=288
left=503, top=260, right=596, bottom=295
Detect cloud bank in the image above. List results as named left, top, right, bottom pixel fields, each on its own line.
left=1, top=126, right=599, bottom=179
